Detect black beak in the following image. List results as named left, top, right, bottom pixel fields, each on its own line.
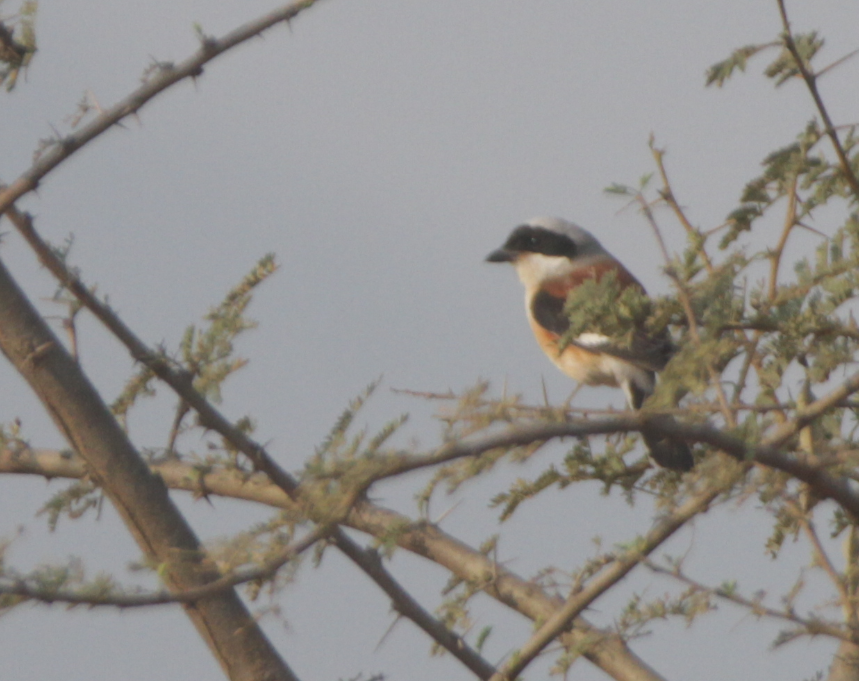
left=485, top=248, right=516, bottom=263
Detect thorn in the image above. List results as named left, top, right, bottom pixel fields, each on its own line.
left=433, top=499, right=462, bottom=525
left=374, top=614, right=402, bottom=652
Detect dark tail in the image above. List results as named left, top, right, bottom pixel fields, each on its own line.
left=623, top=378, right=694, bottom=472
left=643, top=432, right=694, bottom=472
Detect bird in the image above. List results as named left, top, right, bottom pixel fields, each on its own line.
left=486, top=216, right=693, bottom=471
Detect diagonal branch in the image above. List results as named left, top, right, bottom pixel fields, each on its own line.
left=332, top=534, right=497, bottom=680
left=650, top=142, right=715, bottom=274
left=489, top=482, right=725, bottom=681
left=0, top=0, right=325, bottom=215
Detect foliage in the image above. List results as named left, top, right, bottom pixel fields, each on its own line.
left=0, top=1, right=36, bottom=91
left=2, top=2, right=859, bottom=681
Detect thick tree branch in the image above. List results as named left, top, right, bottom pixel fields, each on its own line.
left=0, top=259, right=299, bottom=681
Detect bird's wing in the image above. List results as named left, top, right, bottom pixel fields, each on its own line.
left=530, top=289, right=675, bottom=373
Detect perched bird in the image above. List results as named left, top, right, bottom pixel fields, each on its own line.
left=486, top=216, right=693, bottom=471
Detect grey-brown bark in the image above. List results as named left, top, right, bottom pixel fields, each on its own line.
left=829, top=642, right=859, bottom=681
left=0, top=256, right=298, bottom=681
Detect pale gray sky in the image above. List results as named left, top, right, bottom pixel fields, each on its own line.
left=2, top=1, right=858, bottom=680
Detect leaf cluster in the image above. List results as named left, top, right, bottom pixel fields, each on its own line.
left=0, top=1, right=36, bottom=91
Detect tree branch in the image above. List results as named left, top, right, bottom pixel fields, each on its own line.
left=489, top=481, right=724, bottom=681
left=776, top=0, right=859, bottom=200
left=332, top=534, right=497, bottom=680
left=0, top=0, right=325, bottom=215
left=644, top=560, right=856, bottom=644
left=367, top=366, right=859, bottom=517
left=650, top=141, right=716, bottom=274
left=0, top=256, right=299, bottom=681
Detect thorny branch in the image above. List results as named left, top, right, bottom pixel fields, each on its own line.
left=634, top=190, right=736, bottom=425
left=643, top=560, right=857, bottom=644
left=649, top=142, right=715, bottom=275
left=0, top=0, right=326, bottom=215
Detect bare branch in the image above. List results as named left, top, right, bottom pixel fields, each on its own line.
left=799, top=512, right=856, bottom=627
left=650, top=142, right=715, bottom=274
left=0, top=0, right=325, bottom=215
left=333, top=534, right=497, bottom=680
left=768, top=174, right=799, bottom=301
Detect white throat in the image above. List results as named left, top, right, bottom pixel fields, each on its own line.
left=514, top=253, right=575, bottom=290
left=514, top=251, right=607, bottom=291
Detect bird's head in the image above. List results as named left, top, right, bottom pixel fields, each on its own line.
left=486, top=217, right=609, bottom=290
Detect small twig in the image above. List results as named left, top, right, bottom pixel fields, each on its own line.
left=634, top=192, right=735, bottom=426
left=731, top=332, right=761, bottom=407
left=650, top=142, right=715, bottom=274
left=166, top=400, right=191, bottom=454
left=817, top=47, right=859, bottom=79
left=798, top=511, right=855, bottom=626
left=768, top=175, right=799, bottom=301
left=644, top=560, right=856, bottom=643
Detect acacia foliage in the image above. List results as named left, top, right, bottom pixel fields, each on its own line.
left=1, top=3, right=859, bottom=681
